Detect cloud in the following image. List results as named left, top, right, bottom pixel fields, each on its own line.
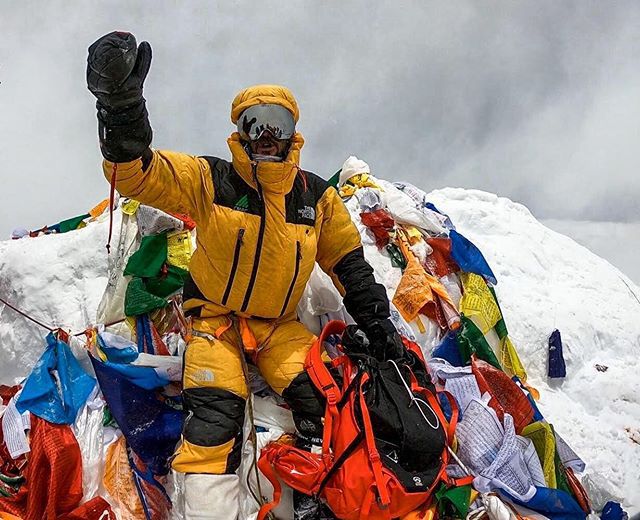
left=1, top=1, right=639, bottom=237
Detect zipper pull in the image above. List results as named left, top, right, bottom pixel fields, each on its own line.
left=296, top=241, right=302, bottom=260
left=239, top=228, right=245, bottom=244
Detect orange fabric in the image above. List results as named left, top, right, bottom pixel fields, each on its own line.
left=0, top=416, right=83, bottom=520
left=103, top=436, right=144, bottom=519
left=238, top=317, right=257, bottom=354
left=88, top=198, right=110, bottom=219
left=259, top=321, right=448, bottom=520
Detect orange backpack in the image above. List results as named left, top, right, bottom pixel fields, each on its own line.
left=258, top=321, right=462, bottom=520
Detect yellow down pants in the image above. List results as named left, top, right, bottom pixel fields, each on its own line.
left=172, top=311, right=322, bottom=474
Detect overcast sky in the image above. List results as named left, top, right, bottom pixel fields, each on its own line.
left=1, top=1, right=639, bottom=238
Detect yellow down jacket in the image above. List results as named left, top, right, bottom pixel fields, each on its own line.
left=103, top=131, right=361, bottom=319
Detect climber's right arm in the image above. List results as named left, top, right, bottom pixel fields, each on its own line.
left=87, top=31, right=212, bottom=221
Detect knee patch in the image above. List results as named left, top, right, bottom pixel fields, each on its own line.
left=173, top=387, right=246, bottom=474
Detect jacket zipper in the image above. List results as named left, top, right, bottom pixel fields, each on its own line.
left=221, top=228, right=245, bottom=306
left=279, top=241, right=302, bottom=317
left=241, top=164, right=266, bottom=312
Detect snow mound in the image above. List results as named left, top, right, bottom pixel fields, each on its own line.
left=0, top=188, right=638, bottom=510
left=428, top=188, right=640, bottom=508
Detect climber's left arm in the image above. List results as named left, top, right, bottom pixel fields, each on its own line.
left=315, top=186, right=403, bottom=360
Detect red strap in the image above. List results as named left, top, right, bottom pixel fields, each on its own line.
left=304, top=320, right=346, bottom=406
left=257, top=454, right=283, bottom=520
left=106, top=163, right=118, bottom=254
left=358, top=384, right=391, bottom=509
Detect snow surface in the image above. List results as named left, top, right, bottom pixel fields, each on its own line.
left=0, top=189, right=639, bottom=511
left=543, top=219, right=640, bottom=286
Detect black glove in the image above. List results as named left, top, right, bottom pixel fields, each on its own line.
left=87, top=32, right=153, bottom=162
left=87, top=31, right=152, bottom=109
left=343, top=319, right=405, bottom=362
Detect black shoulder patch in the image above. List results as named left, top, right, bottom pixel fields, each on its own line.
left=284, top=170, right=330, bottom=226
left=200, top=156, right=261, bottom=215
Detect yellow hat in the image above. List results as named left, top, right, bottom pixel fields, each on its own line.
left=231, top=84, right=299, bottom=124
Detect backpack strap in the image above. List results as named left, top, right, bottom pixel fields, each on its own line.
left=305, top=320, right=347, bottom=461
left=257, top=453, right=282, bottom=520
left=357, top=377, right=391, bottom=512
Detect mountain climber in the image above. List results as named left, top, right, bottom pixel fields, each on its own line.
left=87, top=31, right=404, bottom=520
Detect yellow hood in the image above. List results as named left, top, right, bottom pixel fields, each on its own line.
left=231, top=84, right=300, bottom=124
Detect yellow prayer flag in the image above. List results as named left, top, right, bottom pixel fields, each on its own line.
left=460, top=273, right=502, bottom=334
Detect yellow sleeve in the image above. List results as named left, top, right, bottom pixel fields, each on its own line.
left=103, top=150, right=214, bottom=224
left=315, top=187, right=362, bottom=293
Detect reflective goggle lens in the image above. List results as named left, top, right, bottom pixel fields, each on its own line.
left=237, top=104, right=296, bottom=141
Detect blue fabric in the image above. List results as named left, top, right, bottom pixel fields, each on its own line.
left=137, top=314, right=156, bottom=355
left=432, top=332, right=465, bottom=367
left=449, top=230, right=497, bottom=285
left=97, top=334, right=139, bottom=364
left=601, top=501, right=628, bottom=520
left=16, top=332, right=96, bottom=424
left=548, top=329, right=567, bottom=378
left=424, top=202, right=455, bottom=230
left=90, top=355, right=183, bottom=476
left=502, top=486, right=586, bottom=520
left=101, top=361, right=169, bottom=390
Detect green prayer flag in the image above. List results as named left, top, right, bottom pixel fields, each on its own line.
left=57, top=213, right=90, bottom=233
left=457, top=315, right=502, bottom=369
left=124, top=277, right=168, bottom=316
left=124, top=233, right=168, bottom=278
left=145, top=265, right=189, bottom=298
left=436, top=483, right=472, bottom=518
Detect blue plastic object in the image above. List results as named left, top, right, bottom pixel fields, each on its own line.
left=548, top=329, right=567, bottom=378
left=449, top=230, right=497, bottom=285
left=16, top=332, right=96, bottom=424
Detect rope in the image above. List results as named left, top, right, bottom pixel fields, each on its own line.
left=229, top=318, right=266, bottom=509
left=0, top=294, right=125, bottom=338
left=106, top=163, right=118, bottom=254
left=0, top=295, right=55, bottom=332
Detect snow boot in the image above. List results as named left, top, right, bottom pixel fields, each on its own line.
left=184, top=474, right=240, bottom=520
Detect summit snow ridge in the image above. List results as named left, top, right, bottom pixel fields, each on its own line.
left=0, top=187, right=638, bottom=511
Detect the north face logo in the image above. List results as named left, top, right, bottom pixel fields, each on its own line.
left=298, top=206, right=315, bottom=220
left=234, top=195, right=250, bottom=212
left=193, top=369, right=214, bottom=383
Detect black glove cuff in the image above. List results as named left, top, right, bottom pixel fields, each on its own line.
left=97, top=99, right=152, bottom=162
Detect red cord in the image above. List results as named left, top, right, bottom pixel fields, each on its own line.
left=0, top=295, right=55, bottom=332
left=106, top=163, right=118, bottom=254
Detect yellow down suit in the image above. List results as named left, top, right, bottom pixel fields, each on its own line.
left=103, top=86, right=370, bottom=492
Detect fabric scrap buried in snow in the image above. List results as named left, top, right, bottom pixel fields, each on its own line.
left=90, top=355, right=182, bottom=476
left=15, top=332, right=96, bottom=424
left=548, top=329, right=567, bottom=378
left=449, top=230, right=497, bottom=285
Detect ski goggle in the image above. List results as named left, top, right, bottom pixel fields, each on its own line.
left=236, top=104, right=296, bottom=141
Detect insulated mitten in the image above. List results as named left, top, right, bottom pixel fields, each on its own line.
left=87, top=31, right=151, bottom=109
left=87, top=31, right=153, bottom=162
